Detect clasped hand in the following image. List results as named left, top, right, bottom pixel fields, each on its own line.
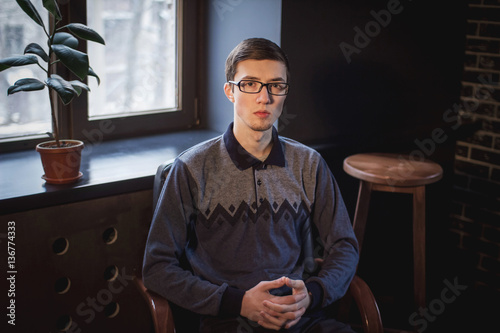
left=240, top=276, right=311, bottom=330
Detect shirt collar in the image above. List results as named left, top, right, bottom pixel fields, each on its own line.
left=223, top=122, right=285, bottom=170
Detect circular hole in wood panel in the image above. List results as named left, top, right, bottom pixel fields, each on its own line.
left=104, top=265, right=119, bottom=281
left=103, top=227, right=118, bottom=244
left=56, top=315, right=72, bottom=332
left=104, top=302, right=120, bottom=318
left=54, top=277, right=71, bottom=294
left=52, top=238, right=69, bottom=255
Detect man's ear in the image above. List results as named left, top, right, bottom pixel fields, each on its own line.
left=224, top=82, right=234, bottom=102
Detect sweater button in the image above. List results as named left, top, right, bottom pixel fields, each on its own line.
left=259, top=198, right=264, bottom=203
left=257, top=179, right=262, bottom=186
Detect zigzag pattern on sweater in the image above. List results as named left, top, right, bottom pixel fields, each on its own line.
left=197, top=198, right=311, bottom=228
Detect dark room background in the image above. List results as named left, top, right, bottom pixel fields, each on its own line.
left=280, top=0, right=498, bottom=331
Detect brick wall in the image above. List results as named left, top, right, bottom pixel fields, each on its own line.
left=453, top=0, right=500, bottom=293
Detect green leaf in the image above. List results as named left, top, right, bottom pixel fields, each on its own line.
left=51, top=44, right=89, bottom=80
left=88, top=67, right=101, bottom=85
left=69, top=80, right=90, bottom=96
left=0, top=55, right=39, bottom=72
left=46, top=75, right=78, bottom=105
left=24, top=43, right=49, bottom=62
left=63, top=23, right=106, bottom=45
left=53, top=32, right=79, bottom=49
left=42, top=0, right=61, bottom=21
left=7, top=78, right=46, bottom=95
left=15, top=0, right=45, bottom=28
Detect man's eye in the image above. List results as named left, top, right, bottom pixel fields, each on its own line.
left=244, top=81, right=256, bottom=87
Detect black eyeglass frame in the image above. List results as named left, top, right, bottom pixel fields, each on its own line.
left=228, top=80, right=290, bottom=96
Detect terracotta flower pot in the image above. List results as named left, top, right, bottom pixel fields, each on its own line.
left=36, top=140, right=84, bottom=184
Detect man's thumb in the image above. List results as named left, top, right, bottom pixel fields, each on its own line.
left=263, top=276, right=287, bottom=289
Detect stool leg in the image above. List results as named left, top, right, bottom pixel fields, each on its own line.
left=413, top=186, right=426, bottom=310
left=353, top=180, right=373, bottom=254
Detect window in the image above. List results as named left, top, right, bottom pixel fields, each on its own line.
left=87, top=0, right=178, bottom=118
left=0, top=0, right=199, bottom=151
left=0, top=0, right=51, bottom=141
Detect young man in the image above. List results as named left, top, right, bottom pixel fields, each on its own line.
left=143, top=38, right=358, bottom=332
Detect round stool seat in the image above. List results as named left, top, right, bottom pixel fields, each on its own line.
left=343, top=153, right=443, bottom=187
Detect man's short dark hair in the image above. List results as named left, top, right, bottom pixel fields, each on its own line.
left=225, top=38, right=290, bottom=82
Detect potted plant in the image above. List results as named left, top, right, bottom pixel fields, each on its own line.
left=0, top=0, right=105, bottom=184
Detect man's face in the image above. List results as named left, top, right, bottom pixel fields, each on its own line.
left=224, top=59, right=287, bottom=133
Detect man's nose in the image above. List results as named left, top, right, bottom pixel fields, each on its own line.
left=256, top=85, right=271, bottom=103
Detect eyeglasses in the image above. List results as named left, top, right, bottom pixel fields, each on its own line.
left=228, top=80, right=289, bottom=96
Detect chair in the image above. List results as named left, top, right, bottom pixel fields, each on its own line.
left=135, top=160, right=384, bottom=333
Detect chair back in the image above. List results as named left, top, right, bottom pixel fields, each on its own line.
left=153, top=160, right=174, bottom=211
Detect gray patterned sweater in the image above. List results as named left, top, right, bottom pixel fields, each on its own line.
left=142, top=123, right=358, bottom=317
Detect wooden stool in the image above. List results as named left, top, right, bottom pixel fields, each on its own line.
left=343, top=152, right=443, bottom=309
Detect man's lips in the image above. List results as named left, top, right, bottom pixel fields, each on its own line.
left=254, top=111, right=270, bottom=118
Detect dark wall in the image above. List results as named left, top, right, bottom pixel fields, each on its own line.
left=280, top=0, right=465, bottom=150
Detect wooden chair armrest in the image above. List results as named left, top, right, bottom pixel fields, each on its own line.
left=348, top=275, right=384, bottom=333
left=133, top=271, right=383, bottom=333
left=133, top=276, right=175, bottom=333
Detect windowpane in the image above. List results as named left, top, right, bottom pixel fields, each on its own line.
left=0, top=0, right=51, bottom=140
left=87, top=0, right=178, bottom=119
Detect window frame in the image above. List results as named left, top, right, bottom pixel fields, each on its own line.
left=0, top=0, right=201, bottom=152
